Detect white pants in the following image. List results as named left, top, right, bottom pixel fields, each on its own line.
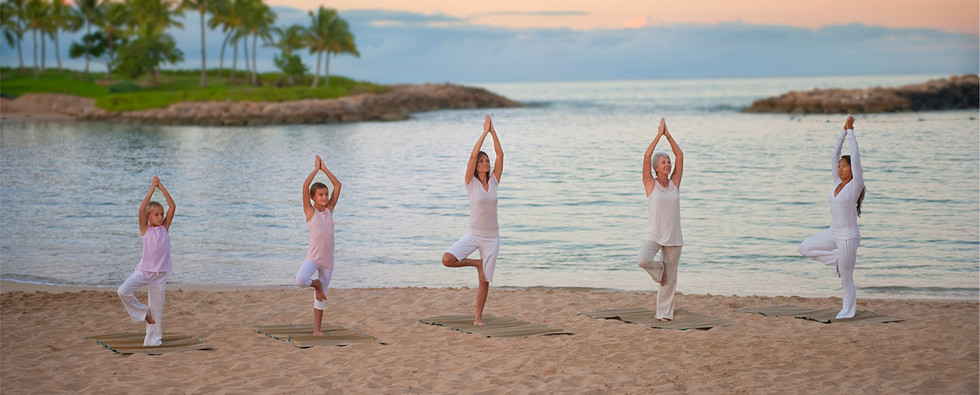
left=638, top=239, right=682, bottom=320
left=296, top=260, right=333, bottom=310
left=799, top=230, right=860, bottom=319
left=117, top=270, right=167, bottom=346
left=447, top=234, right=500, bottom=283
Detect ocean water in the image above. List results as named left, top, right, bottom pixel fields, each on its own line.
left=1, top=74, right=977, bottom=300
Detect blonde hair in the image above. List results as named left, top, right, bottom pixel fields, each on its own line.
left=145, top=201, right=164, bottom=217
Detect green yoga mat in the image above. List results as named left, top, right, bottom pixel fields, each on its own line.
left=253, top=324, right=383, bottom=347
left=86, top=332, right=213, bottom=355
left=581, top=307, right=735, bottom=330
left=419, top=314, right=573, bottom=338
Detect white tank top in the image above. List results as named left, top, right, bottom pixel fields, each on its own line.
left=644, top=180, right=683, bottom=246
left=137, top=226, right=172, bottom=272
left=466, top=176, right=499, bottom=238
left=306, top=207, right=335, bottom=269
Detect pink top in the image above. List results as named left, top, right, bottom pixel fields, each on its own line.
left=306, top=207, right=335, bottom=269
left=137, top=226, right=172, bottom=272
left=466, top=175, right=500, bottom=238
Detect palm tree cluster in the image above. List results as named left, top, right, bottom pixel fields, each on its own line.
left=1, top=0, right=358, bottom=87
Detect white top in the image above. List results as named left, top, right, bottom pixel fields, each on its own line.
left=466, top=175, right=500, bottom=238
left=828, top=129, right=863, bottom=240
left=306, top=207, right=335, bottom=269
left=644, top=179, right=683, bottom=246
left=137, top=226, right=172, bottom=272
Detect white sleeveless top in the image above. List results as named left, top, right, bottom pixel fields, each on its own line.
left=466, top=175, right=499, bottom=238
left=306, top=207, right=335, bottom=269
left=644, top=180, right=683, bottom=246
left=137, top=226, right=172, bottom=272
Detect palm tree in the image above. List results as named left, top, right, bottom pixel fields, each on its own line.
left=98, top=1, right=129, bottom=80
left=267, top=23, right=306, bottom=85
left=124, top=0, right=183, bottom=80
left=1, top=0, right=29, bottom=71
left=307, top=6, right=358, bottom=88
left=46, top=0, right=82, bottom=72
left=240, top=0, right=274, bottom=85
left=75, top=0, right=104, bottom=74
left=206, top=0, right=231, bottom=77
left=25, top=0, right=50, bottom=77
left=179, top=0, right=212, bottom=87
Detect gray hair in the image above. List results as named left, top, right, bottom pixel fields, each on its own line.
left=652, top=152, right=670, bottom=174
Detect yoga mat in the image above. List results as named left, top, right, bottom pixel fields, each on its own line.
left=581, top=307, right=735, bottom=330
left=793, top=309, right=904, bottom=324
left=734, top=305, right=818, bottom=317
left=253, top=324, right=383, bottom=347
left=419, top=314, right=573, bottom=338
left=85, top=333, right=213, bottom=355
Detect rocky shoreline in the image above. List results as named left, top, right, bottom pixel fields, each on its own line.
left=745, top=74, right=979, bottom=114
left=0, top=83, right=520, bottom=125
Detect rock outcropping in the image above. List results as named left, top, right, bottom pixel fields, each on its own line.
left=745, top=75, right=979, bottom=114
left=1, top=83, right=520, bottom=125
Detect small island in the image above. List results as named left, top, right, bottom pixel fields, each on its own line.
left=745, top=74, right=979, bottom=114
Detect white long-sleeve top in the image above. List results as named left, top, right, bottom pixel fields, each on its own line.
left=828, top=129, right=863, bottom=240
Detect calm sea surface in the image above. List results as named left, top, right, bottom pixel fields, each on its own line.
left=2, top=74, right=977, bottom=299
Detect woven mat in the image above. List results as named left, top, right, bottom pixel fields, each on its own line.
left=581, top=307, right=735, bottom=330
left=419, top=314, right=573, bottom=338
left=734, top=305, right=818, bottom=317
left=86, top=332, right=213, bottom=355
left=253, top=324, right=383, bottom=347
left=793, top=308, right=904, bottom=324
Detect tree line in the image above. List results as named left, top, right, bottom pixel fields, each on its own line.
left=1, top=0, right=358, bottom=87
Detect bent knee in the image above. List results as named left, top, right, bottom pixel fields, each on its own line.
left=296, top=277, right=312, bottom=288
left=441, top=253, right=458, bottom=267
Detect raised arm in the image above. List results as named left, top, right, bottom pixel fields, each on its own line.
left=464, top=115, right=492, bottom=185
left=642, top=118, right=666, bottom=197
left=845, top=116, right=863, bottom=188
left=663, top=121, right=684, bottom=188
left=319, top=157, right=343, bottom=212
left=302, top=155, right=321, bottom=221
left=138, top=177, right=156, bottom=235
left=489, top=116, right=503, bottom=183
left=155, top=177, right=176, bottom=231
left=831, top=118, right=849, bottom=183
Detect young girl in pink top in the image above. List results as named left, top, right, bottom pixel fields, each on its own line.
left=296, top=155, right=342, bottom=336
left=117, top=176, right=175, bottom=346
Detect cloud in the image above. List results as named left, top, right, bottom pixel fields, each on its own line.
left=480, top=11, right=590, bottom=17
left=3, top=7, right=976, bottom=84
left=625, top=16, right=651, bottom=29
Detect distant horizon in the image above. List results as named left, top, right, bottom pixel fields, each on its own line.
left=1, top=5, right=976, bottom=84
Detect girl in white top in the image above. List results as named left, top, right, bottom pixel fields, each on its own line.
left=637, top=118, right=684, bottom=321
left=296, top=154, right=342, bottom=336
left=442, top=114, right=503, bottom=326
left=117, top=176, right=175, bottom=346
left=799, top=115, right=866, bottom=319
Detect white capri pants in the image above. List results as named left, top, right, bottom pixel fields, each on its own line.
left=117, top=270, right=167, bottom=346
left=446, top=234, right=500, bottom=283
left=637, top=239, right=682, bottom=320
left=798, top=230, right=860, bottom=319
left=296, top=260, right=333, bottom=310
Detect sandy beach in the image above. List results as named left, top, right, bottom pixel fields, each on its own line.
left=1, top=280, right=976, bottom=393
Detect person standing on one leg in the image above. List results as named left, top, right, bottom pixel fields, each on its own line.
left=799, top=115, right=866, bottom=319
left=117, top=176, right=176, bottom=346
left=637, top=118, right=684, bottom=321
left=296, top=154, right=342, bottom=336
left=442, top=114, right=504, bottom=326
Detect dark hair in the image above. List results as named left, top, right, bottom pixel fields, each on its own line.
left=840, top=155, right=866, bottom=217
left=473, top=151, right=491, bottom=181
left=309, top=182, right=329, bottom=199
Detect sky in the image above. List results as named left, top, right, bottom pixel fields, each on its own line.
left=1, top=0, right=977, bottom=83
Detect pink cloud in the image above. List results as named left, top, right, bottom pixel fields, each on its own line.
left=625, top=16, right=651, bottom=29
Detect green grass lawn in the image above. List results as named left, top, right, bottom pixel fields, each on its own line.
left=0, top=67, right=390, bottom=112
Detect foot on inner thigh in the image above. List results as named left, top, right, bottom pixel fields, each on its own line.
left=144, top=312, right=155, bottom=324
left=311, top=279, right=325, bottom=301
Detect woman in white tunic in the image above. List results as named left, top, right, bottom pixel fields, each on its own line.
left=799, top=115, right=866, bottom=319
left=442, top=114, right=503, bottom=326
left=638, top=118, right=684, bottom=321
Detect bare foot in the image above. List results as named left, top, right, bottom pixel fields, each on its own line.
left=473, top=318, right=485, bottom=326
left=144, top=312, right=155, bottom=324
left=659, top=318, right=671, bottom=322
left=313, top=329, right=323, bottom=336
left=311, top=279, right=325, bottom=301
left=475, top=263, right=487, bottom=283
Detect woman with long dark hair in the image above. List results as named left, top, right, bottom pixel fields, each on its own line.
left=799, top=115, right=866, bottom=319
